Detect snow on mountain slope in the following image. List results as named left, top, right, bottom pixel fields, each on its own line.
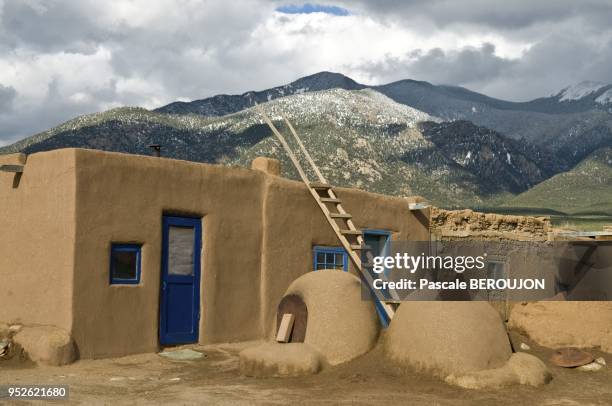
left=201, top=88, right=438, bottom=136
left=596, top=88, right=612, bottom=105
left=156, top=71, right=365, bottom=116
left=151, top=72, right=612, bottom=169
left=0, top=87, right=438, bottom=157
left=0, top=84, right=580, bottom=207
left=558, top=81, right=606, bottom=101
left=255, top=88, right=436, bottom=127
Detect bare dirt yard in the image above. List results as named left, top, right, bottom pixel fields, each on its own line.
left=1, top=332, right=611, bottom=405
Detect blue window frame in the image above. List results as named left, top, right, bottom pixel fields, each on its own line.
left=313, top=246, right=348, bottom=272
left=362, top=229, right=391, bottom=260
left=110, top=243, right=142, bottom=285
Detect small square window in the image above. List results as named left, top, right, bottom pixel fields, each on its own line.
left=110, top=244, right=141, bottom=284
left=313, top=246, right=347, bottom=271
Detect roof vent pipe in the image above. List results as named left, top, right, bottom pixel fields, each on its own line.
left=148, top=144, right=161, bottom=157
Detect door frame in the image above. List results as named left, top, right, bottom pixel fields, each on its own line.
left=159, top=215, right=202, bottom=345
left=362, top=229, right=392, bottom=327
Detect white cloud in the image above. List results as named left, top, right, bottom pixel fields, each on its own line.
left=0, top=0, right=611, bottom=143
left=0, top=46, right=113, bottom=100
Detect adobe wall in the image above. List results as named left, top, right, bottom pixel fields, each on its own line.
left=71, top=149, right=267, bottom=358
left=430, top=208, right=612, bottom=317
left=0, top=151, right=76, bottom=331
left=430, top=208, right=551, bottom=241
left=430, top=208, right=556, bottom=295
left=3, top=148, right=431, bottom=359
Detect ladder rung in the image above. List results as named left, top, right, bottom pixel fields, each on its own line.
left=320, top=197, right=341, bottom=203
left=330, top=213, right=351, bottom=219
left=340, top=229, right=362, bottom=235
left=350, top=244, right=372, bottom=250
left=0, top=164, right=24, bottom=173
left=309, top=182, right=332, bottom=190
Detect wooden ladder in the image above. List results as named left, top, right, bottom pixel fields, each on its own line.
left=257, top=105, right=397, bottom=323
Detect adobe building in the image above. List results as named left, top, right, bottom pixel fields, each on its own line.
left=0, top=148, right=430, bottom=359
left=429, top=208, right=612, bottom=320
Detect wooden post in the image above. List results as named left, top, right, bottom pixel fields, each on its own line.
left=276, top=313, right=295, bottom=343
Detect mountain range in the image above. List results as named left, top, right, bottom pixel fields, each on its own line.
left=1, top=72, right=611, bottom=215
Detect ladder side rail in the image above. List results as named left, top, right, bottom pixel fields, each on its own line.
left=282, top=116, right=327, bottom=184
left=259, top=108, right=395, bottom=319
left=279, top=118, right=363, bottom=230
left=257, top=106, right=311, bottom=185
left=344, top=242, right=396, bottom=313
left=281, top=117, right=357, bottom=222
left=361, top=248, right=400, bottom=301
left=282, top=117, right=370, bottom=241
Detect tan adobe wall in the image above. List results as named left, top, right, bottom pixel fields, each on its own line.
left=3, top=148, right=430, bottom=359
left=71, top=149, right=267, bottom=358
left=71, top=149, right=430, bottom=358
left=430, top=208, right=551, bottom=241
left=0, top=150, right=76, bottom=331
left=429, top=208, right=556, bottom=319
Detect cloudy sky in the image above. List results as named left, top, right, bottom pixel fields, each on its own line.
left=1, top=0, right=612, bottom=145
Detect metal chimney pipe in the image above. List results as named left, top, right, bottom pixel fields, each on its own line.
left=148, top=144, right=161, bottom=157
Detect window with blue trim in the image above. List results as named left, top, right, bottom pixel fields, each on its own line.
left=363, top=230, right=391, bottom=260
left=313, top=246, right=348, bottom=271
left=110, top=244, right=141, bottom=284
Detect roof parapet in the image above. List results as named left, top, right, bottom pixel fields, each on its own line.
left=251, top=157, right=281, bottom=176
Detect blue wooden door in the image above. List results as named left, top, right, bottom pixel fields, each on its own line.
left=160, top=216, right=202, bottom=345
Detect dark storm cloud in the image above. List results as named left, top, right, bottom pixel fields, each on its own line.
left=351, top=31, right=612, bottom=101
left=0, top=78, right=116, bottom=145
left=0, top=0, right=106, bottom=53
left=358, top=43, right=513, bottom=88
left=338, top=0, right=612, bottom=31
left=339, top=0, right=612, bottom=100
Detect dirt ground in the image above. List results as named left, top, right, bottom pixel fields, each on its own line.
left=1, top=332, right=611, bottom=405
